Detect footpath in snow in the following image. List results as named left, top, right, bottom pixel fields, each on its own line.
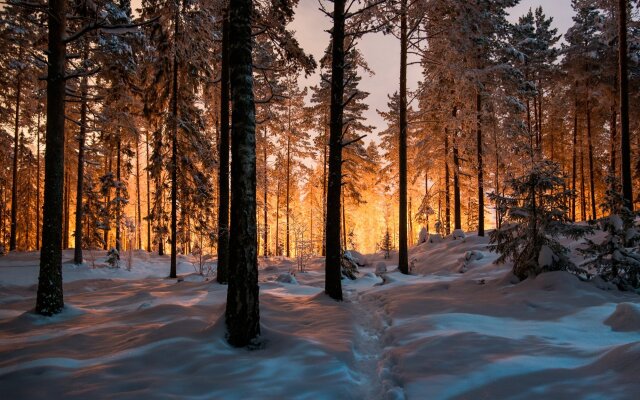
left=1, top=234, right=640, bottom=399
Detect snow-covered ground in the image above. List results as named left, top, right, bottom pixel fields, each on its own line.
left=1, top=235, right=639, bottom=399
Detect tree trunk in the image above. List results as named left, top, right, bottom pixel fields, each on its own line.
left=36, top=106, right=41, bottom=250
left=618, top=0, right=632, bottom=208
left=276, top=177, right=280, bottom=256
left=571, top=93, right=578, bottom=221
left=398, top=0, right=409, bottom=274
left=263, top=127, right=268, bottom=257
left=36, top=0, right=66, bottom=315
left=322, top=119, right=327, bottom=256
left=217, top=13, right=230, bottom=283
left=10, top=69, right=22, bottom=251
left=169, top=2, right=180, bottom=279
left=324, top=0, right=345, bottom=301
left=63, top=172, right=70, bottom=249
left=225, top=0, right=260, bottom=347
left=286, top=133, right=291, bottom=258
left=136, top=133, right=142, bottom=250
left=116, top=135, right=122, bottom=252
left=444, top=129, right=451, bottom=235
left=145, top=129, right=152, bottom=251
left=587, top=103, right=596, bottom=220
left=476, top=91, right=484, bottom=236
left=610, top=105, right=617, bottom=177
left=453, top=128, right=461, bottom=230
left=580, top=126, right=587, bottom=222
left=73, top=63, right=88, bottom=264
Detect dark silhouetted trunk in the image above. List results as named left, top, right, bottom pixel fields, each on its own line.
left=73, top=62, right=88, bottom=264
left=476, top=91, right=484, bottom=236
left=444, top=129, right=450, bottom=235
left=453, top=130, right=461, bottom=230
left=169, top=3, right=180, bottom=279
left=36, top=107, right=41, bottom=250
left=398, top=0, right=409, bottom=274
left=225, top=0, right=260, bottom=347
left=324, top=0, right=345, bottom=301
left=586, top=103, right=596, bottom=220
left=217, top=13, right=230, bottom=283
left=263, top=127, right=268, bottom=257
left=618, top=0, right=632, bottom=208
left=36, top=0, right=66, bottom=315
left=10, top=57, right=22, bottom=252
left=116, top=136, right=122, bottom=252
left=571, top=94, right=578, bottom=221
left=145, top=130, right=151, bottom=251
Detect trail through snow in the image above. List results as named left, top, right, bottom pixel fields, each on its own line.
left=1, top=236, right=640, bottom=399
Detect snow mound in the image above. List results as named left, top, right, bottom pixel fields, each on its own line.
left=605, top=303, right=640, bottom=332
left=344, top=250, right=367, bottom=267
left=418, top=228, right=428, bottom=244
left=276, top=273, right=298, bottom=285
left=452, top=229, right=466, bottom=240
left=428, top=234, right=443, bottom=243
left=375, top=262, right=387, bottom=274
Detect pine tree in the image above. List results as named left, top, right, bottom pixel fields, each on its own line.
left=225, top=0, right=260, bottom=347
left=580, top=176, right=640, bottom=289
left=490, top=160, right=591, bottom=281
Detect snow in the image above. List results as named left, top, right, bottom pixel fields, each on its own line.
left=1, top=239, right=639, bottom=399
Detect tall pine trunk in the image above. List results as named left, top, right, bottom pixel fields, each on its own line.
left=225, top=0, right=260, bottom=347
left=115, top=136, right=122, bottom=252
left=169, top=2, right=180, bottom=279
left=618, top=0, right=632, bottom=208
left=36, top=0, right=66, bottom=315
left=217, top=13, right=230, bottom=283
left=10, top=56, right=22, bottom=252
left=398, top=0, right=409, bottom=274
left=73, top=57, right=88, bottom=264
left=145, top=129, right=152, bottom=251
left=476, top=91, right=484, bottom=236
left=444, top=129, right=450, bottom=235
left=325, top=0, right=346, bottom=301
left=571, top=93, right=578, bottom=221
left=586, top=102, right=596, bottom=220
left=136, top=133, right=142, bottom=250
left=263, top=127, right=268, bottom=257
left=36, top=107, right=41, bottom=250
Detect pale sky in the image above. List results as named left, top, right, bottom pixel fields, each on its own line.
left=291, top=0, right=574, bottom=138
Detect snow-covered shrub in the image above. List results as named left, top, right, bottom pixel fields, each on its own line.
left=579, top=178, right=640, bottom=290
left=341, top=253, right=359, bottom=280
left=106, top=247, right=120, bottom=268
left=489, top=160, right=591, bottom=281
left=418, top=227, right=428, bottom=244
left=276, top=273, right=298, bottom=285
left=452, top=229, right=466, bottom=240
left=375, top=262, right=387, bottom=274
left=429, top=233, right=443, bottom=243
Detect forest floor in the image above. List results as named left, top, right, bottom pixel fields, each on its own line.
left=1, top=234, right=640, bottom=399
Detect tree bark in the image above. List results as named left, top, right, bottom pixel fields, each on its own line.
left=324, top=0, right=345, bottom=301
left=571, top=93, right=578, bottom=221
left=36, top=106, right=41, bottom=250
left=145, top=129, right=152, bottom=251
left=116, top=135, right=122, bottom=252
left=217, top=13, right=230, bottom=283
left=36, top=0, right=66, bottom=315
left=10, top=65, right=22, bottom=251
left=444, top=129, right=451, bottom=235
left=476, top=91, right=484, bottom=236
left=263, top=127, right=268, bottom=257
left=586, top=102, right=596, bottom=220
left=136, top=133, right=142, bottom=250
left=398, top=0, right=409, bottom=274
left=618, top=0, right=632, bottom=208
left=225, top=0, right=260, bottom=347
left=73, top=58, right=88, bottom=264
left=169, top=1, right=180, bottom=279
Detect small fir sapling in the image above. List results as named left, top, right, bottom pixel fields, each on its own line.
left=489, top=160, right=591, bottom=281
left=379, top=229, right=393, bottom=259
left=579, top=176, right=640, bottom=290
